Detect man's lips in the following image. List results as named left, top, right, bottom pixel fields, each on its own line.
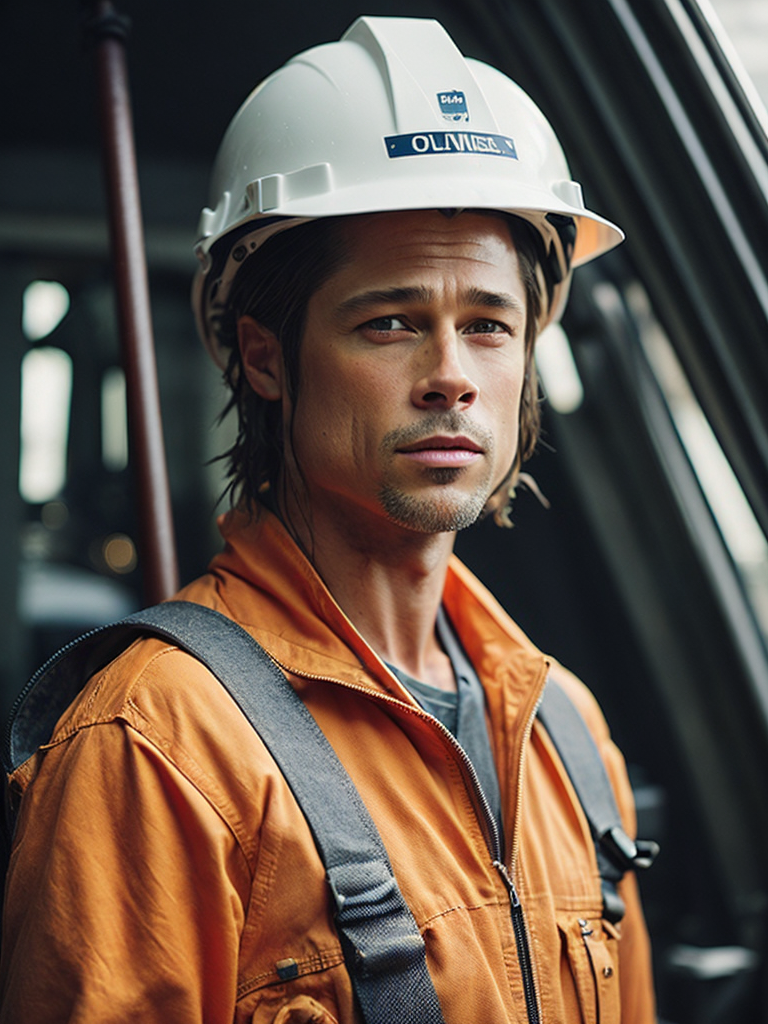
left=395, top=435, right=485, bottom=465
left=396, top=434, right=484, bottom=453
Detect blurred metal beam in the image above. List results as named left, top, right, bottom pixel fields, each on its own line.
left=85, top=0, right=178, bottom=603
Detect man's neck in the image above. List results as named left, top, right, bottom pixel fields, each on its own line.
left=278, top=494, right=458, bottom=692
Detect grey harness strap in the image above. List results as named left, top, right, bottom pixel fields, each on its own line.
left=538, top=679, right=659, bottom=923
left=5, top=601, right=446, bottom=1024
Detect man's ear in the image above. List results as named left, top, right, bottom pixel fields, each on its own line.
left=238, top=316, right=283, bottom=401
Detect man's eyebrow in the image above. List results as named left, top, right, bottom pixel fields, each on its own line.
left=335, top=286, right=434, bottom=316
left=335, top=285, right=525, bottom=317
left=462, top=287, right=525, bottom=315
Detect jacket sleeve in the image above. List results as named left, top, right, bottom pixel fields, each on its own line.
left=0, top=718, right=251, bottom=1023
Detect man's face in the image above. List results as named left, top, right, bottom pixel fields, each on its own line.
left=283, top=210, right=528, bottom=537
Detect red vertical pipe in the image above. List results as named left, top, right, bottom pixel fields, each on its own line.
left=87, top=1, right=179, bottom=603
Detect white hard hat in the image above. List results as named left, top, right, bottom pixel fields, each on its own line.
left=193, top=16, right=624, bottom=365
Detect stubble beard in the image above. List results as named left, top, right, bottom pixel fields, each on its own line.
left=377, top=412, right=496, bottom=534
left=379, top=472, right=491, bottom=533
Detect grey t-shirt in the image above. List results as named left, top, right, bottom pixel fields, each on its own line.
left=386, top=607, right=503, bottom=835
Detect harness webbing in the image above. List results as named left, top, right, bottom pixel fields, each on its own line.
left=6, top=601, right=446, bottom=1024
left=538, top=680, right=658, bottom=923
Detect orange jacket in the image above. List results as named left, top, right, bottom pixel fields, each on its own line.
left=1, top=508, right=655, bottom=1023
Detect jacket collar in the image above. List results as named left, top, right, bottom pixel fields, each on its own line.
left=209, top=505, right=549, bottom=716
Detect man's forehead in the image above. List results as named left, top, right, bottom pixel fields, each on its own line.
left=322, top=209, right=526, bottom=299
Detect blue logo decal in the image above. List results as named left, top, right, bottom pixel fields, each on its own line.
left=438, top=90, right=468, bottom=122
left=385, top=132, right=518, bottom=160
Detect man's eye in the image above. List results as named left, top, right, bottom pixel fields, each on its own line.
left=468, top=319, right=507, bottom=335
left=364, top=316, right=408, bottom=332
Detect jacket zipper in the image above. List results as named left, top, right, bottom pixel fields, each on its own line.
left=494, top=860, right=540, bottom=1024
left=268, top=653, right=544, bottom=1024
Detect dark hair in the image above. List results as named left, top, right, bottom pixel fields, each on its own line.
left=214, top=217, right=351, bottom=508
left=214, top=211, right=550, bottom=512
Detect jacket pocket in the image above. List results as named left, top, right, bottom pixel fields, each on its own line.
left=267, top=994, right=340, bottom=1024
left=239, top=957, right=350, bottom=1024
left=558, top=915, right=621, bottom=1024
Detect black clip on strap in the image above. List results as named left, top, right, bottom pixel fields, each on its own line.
left=537, top=679, right=659, bottom=924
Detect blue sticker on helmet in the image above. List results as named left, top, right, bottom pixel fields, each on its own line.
left=438, top=91, right=468, bottom=122
left=385, top=132, right=518, bottom=159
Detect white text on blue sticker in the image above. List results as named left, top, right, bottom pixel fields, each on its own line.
left=385, top=132, right=518, bottom=159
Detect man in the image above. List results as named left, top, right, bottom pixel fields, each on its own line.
left=0, top=16, right=655, bottom=1024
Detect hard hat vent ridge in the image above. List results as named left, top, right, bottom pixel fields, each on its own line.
left=342, top=17, right=499, bottom=135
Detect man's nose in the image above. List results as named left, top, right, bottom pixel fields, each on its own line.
left=410, top=330, right=479, bottom=411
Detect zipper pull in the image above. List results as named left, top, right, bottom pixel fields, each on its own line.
left=493, top=859, right=520, bottom=907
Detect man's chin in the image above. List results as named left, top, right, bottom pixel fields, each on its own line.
left=379, top=484, right=488, bottom=534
